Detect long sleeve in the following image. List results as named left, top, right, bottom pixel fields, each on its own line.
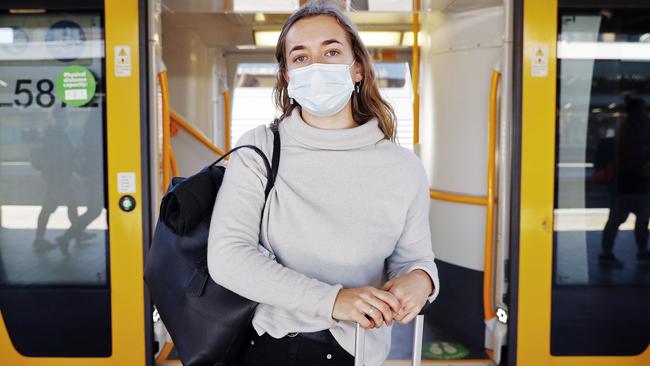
left=207, top=126, right=343, bottom=323
left=385, top=158, right=440, bottom=304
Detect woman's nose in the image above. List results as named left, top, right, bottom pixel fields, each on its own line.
left=313, top=54, right=331, bottom=64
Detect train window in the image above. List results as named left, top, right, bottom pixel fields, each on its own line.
left=230, top=61, right=414, bottom=149
left=0, top=8, right=112, bottom=357
left=552, top=6, right=650, bottom=356
left=0, top=12, right=108, bottom=287
left=230, top=63, right=279, bottom=148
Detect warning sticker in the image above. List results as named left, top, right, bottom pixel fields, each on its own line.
left=531, top=44, right=548, bottom=77
left=114, top=45, right=131, bottom=77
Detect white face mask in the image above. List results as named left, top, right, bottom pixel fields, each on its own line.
left=287, top=60, right=356, bottom=117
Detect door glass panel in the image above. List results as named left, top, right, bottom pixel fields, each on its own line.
left=0, top=12, right=107, bottom=286
left=552, top=7, right=650, bottom=356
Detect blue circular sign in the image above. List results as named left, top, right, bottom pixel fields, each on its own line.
left=45, top=20, right=86, bottom=62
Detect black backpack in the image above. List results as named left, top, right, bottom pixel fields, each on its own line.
left=144, top=123, right=280, bottom=366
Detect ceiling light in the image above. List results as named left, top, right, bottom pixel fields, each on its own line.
left=367, top=0, right=412, bottom=12
left=234, top=0, right=298, bottom=12
left=254, top=30, right=281, bottom=47
left=358, top=31, right=401, bottom=48
left=254, top=30, right=404, bottom=49
left=9, top=9, right=45, bottom=14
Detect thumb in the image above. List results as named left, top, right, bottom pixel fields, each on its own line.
left=382, top=279, right=393, bottom=291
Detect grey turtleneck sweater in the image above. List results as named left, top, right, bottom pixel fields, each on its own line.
left=207, top=107, right=440, bottom=366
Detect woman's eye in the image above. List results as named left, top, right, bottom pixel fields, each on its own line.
left=294, top=55, right=307, bottom=63
left=325, top=50, right=340, bottom=57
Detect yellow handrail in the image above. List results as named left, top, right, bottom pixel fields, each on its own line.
left=170, top=149, right=179, bottom=177
left=223, top=90, right=231, bottom=153
left=159, top=70, right=226, bottom=193
left=170, top=111, right=226, bottom=157
left=483, top=69, right=501, bottom=323
left=412, top=0, right=420, bottom=146
left=428, top=69, right=501, bottom=324
left=159, top=70, right=172, bottom=190
left=429, top=190, right=488, bottom=206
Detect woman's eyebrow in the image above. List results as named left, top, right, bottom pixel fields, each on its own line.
left=288, top=39, right=343, bottom=55
left=288, top=44, right=305, bottom=54
left=321, top=39, right=343, bottom=47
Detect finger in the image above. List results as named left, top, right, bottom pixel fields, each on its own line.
left=354, top=310, right=374, bottom=329
left=355, top=297, right=381, bottom=328
left=399, top=308, right=418, bottom=325
left=382, top=279, right=393, bottom=291
left=363, top=303, right=384, bottom=328
left=394, top=306, right=407, bottom=321
left=371, top=288, right=401, bottom=313
left=363, top=296, right=394, bottom=326
left=392, top=304, right=419, bottom=324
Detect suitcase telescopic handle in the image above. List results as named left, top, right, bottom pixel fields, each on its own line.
left=354, top=314, right=425, bottom=366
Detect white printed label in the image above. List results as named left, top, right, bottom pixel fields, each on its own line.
left=532, top=44, right=548, bottom=77
left=114, top=45, right=131, bottom=77
left=117, top=172, right=136, bottom=193
left=64, top=89, right=87, bottom=100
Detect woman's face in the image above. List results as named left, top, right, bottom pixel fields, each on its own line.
left=284, top=15, right=362, bottom=83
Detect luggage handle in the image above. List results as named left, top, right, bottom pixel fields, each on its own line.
left=354, top=312, right=426, bottom=366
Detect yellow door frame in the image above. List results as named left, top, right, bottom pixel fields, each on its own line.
left=0, top=0, right=147, bottom=364
left=517, top=0, right=649, bottom=365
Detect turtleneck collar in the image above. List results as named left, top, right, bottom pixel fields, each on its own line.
left=280, top=107, right=385, bottom=150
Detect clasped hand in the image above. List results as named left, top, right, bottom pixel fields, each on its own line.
left=331, top=269, right=433, bottom=329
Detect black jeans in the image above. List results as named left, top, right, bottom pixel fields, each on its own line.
left=239, top=325, right=355, bottom=366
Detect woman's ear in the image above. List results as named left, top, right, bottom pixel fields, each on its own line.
left=353, top=61, right=363, bottom=83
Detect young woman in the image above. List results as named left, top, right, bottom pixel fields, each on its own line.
left=207, top=1, right=440, bottom=365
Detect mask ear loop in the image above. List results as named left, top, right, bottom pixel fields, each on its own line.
left=350, top=59, right=360, bottom=93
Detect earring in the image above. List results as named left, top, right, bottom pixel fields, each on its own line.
left=355, top=82, right=360, bottom=93
left=290, top=97, right=294, bottom=105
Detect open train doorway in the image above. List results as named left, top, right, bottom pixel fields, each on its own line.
left=150, top=1, right=510, bottom=365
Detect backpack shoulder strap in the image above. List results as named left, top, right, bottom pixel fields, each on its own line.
left=266, top=123, right=281, bottom=198
left=208, top=123, right=281, bottom=199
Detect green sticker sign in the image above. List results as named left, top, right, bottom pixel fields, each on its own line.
left=422, top=341, right=470, bottom=360
left=55, top=65, right=96, bottom=107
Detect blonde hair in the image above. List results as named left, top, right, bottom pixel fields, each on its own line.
left=272, top=0, right=397, bottom=142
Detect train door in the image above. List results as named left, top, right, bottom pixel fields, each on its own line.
left=516, top=0, right=650, bottom=364
left=0, top=1, right=150, bottom=365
